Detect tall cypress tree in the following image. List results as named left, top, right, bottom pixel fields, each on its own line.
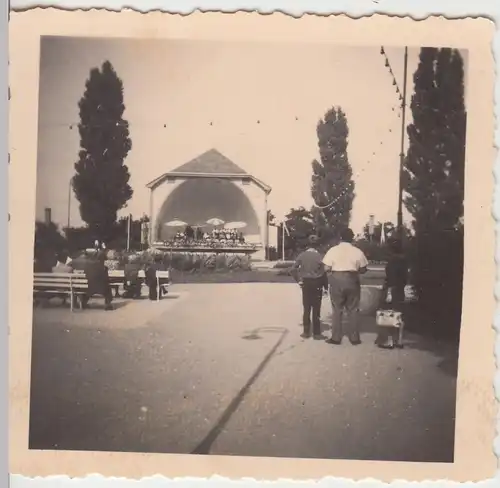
left=311, top=107, right=355, bottom=241
left=404, top=48, right=466, bottom=233
left=403, top=48, right=466, bottom=336
left=72, top=61, right=133, bottom=242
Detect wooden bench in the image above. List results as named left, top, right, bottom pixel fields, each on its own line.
left=33, top=273, right=89, bottom=312
left=75, top=269, right=171, bottom=300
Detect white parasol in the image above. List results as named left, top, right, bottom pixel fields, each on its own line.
left=165, top=219, right=188, bottom=227
left=206, top=217, right=225, bottom=226
left=224, top=221, right=247, bottom=229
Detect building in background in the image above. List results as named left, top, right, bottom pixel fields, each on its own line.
left=146, top=149, right=272, bottom=259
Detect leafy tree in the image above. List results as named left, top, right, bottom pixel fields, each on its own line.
left=72, top=61, right=133, bottom=242
left=403, top=48, right=466, bottom=337
left=283, top=207, right=316, bottom=256
left=311, top=107, right=355, bottom=240
left=64, top=226, right=94, bottom=254
left=34, top=221, right=68, bottom=268
left=403, top=48, right=466, bottom=233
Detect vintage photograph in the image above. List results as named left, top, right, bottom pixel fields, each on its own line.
left=9, top=9, right=496, bottom=482
left=29, top=35, right=466, bottom=461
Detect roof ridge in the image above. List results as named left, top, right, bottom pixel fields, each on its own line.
left=169, top=149, right=248, bottom=176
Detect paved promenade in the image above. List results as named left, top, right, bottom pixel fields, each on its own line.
left=29, top=283, right=458, bottom=462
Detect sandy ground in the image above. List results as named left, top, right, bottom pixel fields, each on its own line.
left=29, top=283, right=458, bottom=462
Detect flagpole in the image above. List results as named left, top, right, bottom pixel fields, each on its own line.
left=281, top=222, right=285, bottom=261
left=397, top=46, right=409, bottom=239
left=127, top=214, right=131, bottom=252
left=67, top=178, right=72, bottom=229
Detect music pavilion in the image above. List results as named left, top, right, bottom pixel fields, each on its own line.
left=146, top=149, right=272, bottom=260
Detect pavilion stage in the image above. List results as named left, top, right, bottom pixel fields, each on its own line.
left=151, top=242, right=262, bottom=256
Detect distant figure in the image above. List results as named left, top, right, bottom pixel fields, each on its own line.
left=322, top=228, right=368, bottom=345
left=290, top=235, right=328, bottom=339
left=146, top=253, right=166, bottom=301
left=185, top=225, right=195, bottom=240
left=104, top=249, right=120, bottom=271
left=82, top=250, right=113, bottom=310
left=376, top=238, right=409, bottom=348
left=123, top=254, right=142, bottom=299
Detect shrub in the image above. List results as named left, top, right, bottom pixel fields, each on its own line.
left=101, top=249, right=256, bottom=274
left=408, top=228, right=463, bottom=338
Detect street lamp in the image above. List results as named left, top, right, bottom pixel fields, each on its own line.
left=67, top=177, right=72, bottom=229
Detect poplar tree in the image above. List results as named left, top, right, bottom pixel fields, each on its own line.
left=311, top=107, right=355, bottom=241
left=403, top=48, right=466, bottom=336
left=72, top=61, right=133, bottom=241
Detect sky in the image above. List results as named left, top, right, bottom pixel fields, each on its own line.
left=35, top=37, right=466, bottom=233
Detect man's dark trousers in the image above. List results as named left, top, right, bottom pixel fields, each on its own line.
left=301, top=277, right=324, bottom=336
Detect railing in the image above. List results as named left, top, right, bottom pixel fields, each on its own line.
left=152, top=241, right=260, bottom=254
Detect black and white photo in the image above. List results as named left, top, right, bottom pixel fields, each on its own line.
left=9, top=9, right=496, bottom=482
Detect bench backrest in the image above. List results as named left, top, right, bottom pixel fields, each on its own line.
left=106, top=269, right=169, bottom=279
left=33, top=273, right=89, bottom=290
left=108, top=269, right=146, bottom=278
left=75, top=269, right=168, bottom=280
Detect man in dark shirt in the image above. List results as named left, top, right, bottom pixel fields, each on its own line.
left=376, top=238, right=409, bottom=348
left=82, top=251, right=113, bottom=310
left=290, top=235, right=328, bottom=339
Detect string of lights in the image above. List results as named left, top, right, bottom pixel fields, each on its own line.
left=42, top=119, right=305, bottom=129
left=50, top=58, right=406, bottom=220
left=312, top=180, right=354, bottom=210
left=379, top=46, right=409, bottom=111
left=380, top=46, right=461, bottom=164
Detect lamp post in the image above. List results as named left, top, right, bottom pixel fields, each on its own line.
left=397, top=47, right=409, bottom=240
left=67, top=177, right=72, bottom=229
left=126, top=214, right=132, bottom=252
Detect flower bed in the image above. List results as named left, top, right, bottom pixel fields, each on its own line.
left=86, top=249, right=254, bottom=273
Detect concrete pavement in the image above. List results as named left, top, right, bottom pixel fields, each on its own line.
left=29, top=283, right=457, bottom=462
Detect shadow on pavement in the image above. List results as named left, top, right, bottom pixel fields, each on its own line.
left=191, top=327, right=289, bottom=455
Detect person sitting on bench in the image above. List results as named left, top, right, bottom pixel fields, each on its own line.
left=123, top=254, right=142, bottom=299
left=145, top=253, right=166, bottom=301
left=81, top=250, right=113, bottom=311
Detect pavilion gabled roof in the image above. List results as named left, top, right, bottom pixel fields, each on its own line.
left=146, top=148, right=271, bottom=193
left=170, top=148, right=248, bottom=175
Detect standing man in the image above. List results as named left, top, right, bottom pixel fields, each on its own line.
left=322, top=228, right=368, bottom=345
left=290, top=235, right=329, bottom=339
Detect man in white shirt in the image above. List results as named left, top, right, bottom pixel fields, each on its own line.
left=322, top=227, right=368, bottom=345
